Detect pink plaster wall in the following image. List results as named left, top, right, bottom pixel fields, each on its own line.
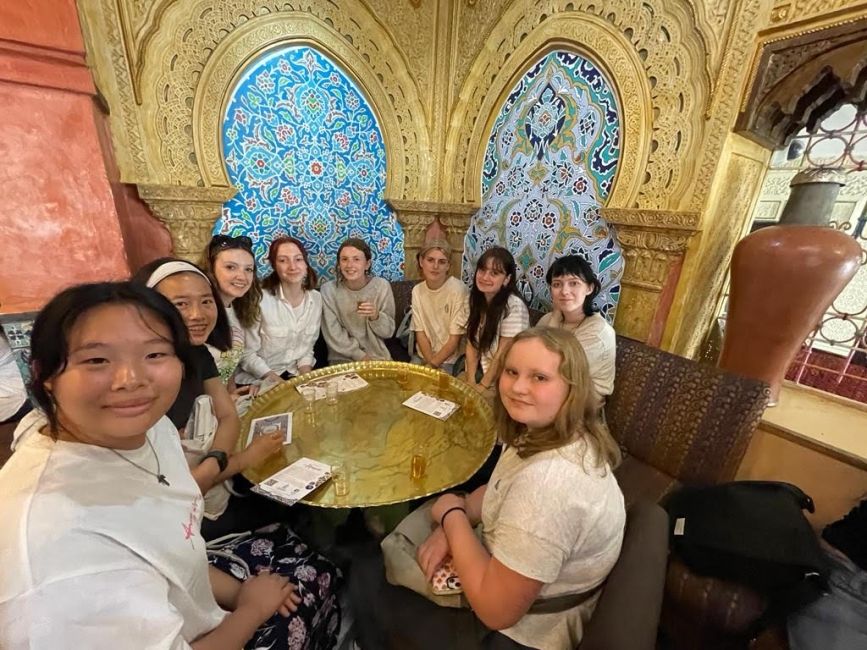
left=0, top=0, right=84, bottom=52
left=0, top=0, right=132, bottom=313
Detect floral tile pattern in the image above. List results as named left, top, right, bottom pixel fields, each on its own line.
left=462, top=51, right=623, bottom=318
left=215, top=46, right=404, bottom=282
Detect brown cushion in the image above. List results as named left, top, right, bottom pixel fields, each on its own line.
left=607, top=336, right=769, bottom=487
left=614, top=454, right=680, bottom=506
left=664, top=556, right=767, bottom=636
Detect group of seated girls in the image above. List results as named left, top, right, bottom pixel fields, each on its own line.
left=0, top=229, right=622, bottom=649
left=412, top=239, right=615, bottom=408
left=198, top=233, right=395, bottom=391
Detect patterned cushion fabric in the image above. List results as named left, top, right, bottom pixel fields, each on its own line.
left=606, top=336, right=770, bottom=491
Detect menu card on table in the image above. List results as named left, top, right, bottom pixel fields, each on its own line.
left=403, top=391, right=460, bottom=421
left=252, top=457, right=332, bottom=507
left=296, top=371, right=369, bottom=400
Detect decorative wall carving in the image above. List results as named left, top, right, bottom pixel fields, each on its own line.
left=685, top=0, right=772, bottom=212
left=389, top=199, right=479, bottom=279
left=138, top=1, right=430, bottom=199
left=736, top=11, right=867, bottom=148
left=770, top=0, right=865, bottom=24
left=138, top=184, right=237, bottom=262
left=445, top=3, right=711, bottom=212
left=603, top=207, right=700, bottom=341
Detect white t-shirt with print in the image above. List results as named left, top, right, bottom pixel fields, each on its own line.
left=482, top=439, right=625, bottom=650
left=480, top=293, right=529, bottom=374
left=0, top=412, right=226, bottom=649
left=411, top=276, right=469, bottom=365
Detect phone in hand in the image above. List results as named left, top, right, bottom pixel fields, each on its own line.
left=430, top=558, right=463, bottom=595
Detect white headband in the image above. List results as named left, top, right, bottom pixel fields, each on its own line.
left=145, top=261, right=209, bottom=289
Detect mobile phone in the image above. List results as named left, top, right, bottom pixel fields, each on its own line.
left=430, top=559, right=463, bottom=595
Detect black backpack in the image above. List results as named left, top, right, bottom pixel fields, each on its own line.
left=663, top=481, right=830, bottom=636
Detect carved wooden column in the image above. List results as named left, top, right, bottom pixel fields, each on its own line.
left=603, top=208, right=701, bottom=346
left=137, top=184, right=237, bottom=262
left=389, top=199, right=479, bottom=279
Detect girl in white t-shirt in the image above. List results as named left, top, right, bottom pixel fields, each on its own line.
left=463, top=247, right=529, bottom=398
left=352, top=327, right=625, bottom=650
left=201, top=234, right=263, bottom=393
left=0, top=281, right=340, bottom=649
left=236, top=236, right=322, bottom=385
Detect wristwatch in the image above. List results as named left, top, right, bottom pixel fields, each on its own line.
left=203, top=449, right=228, bottom=473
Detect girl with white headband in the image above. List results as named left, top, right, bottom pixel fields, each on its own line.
left=134, top=258, right=283, bottom=538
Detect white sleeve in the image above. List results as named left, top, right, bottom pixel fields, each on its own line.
left=0, top=569, right=193, bottom=650
left=499, top=296, right=529, bottom=339
left=239, top=317, right=272, bottom=380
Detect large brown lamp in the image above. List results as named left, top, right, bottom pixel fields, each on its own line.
left=719, top=169, right=862, bottom=405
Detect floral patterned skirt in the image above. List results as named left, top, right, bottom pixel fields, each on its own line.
left=207, top=523, right=342, bottom=650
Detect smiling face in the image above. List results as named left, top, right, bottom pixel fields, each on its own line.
left=212, top=248, right=255, bottom=303
left=550, top=273, right=593, bottom=319
left=338, top=245, right=371, bottom=286
left=499, top=337, right=570, bottom=430
left=274, top=242, right=308, bottom=288
left=419, top=248, right=450, bottom=288
left=44, top=303, right=183, bottom=449
left=154, top=272, right=218, bottom=346
left=475, top=260, right=511, bottom=301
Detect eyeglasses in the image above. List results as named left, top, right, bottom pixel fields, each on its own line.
left=210, top=234, right=254, bottom=253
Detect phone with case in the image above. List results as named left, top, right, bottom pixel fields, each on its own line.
left=430, top=559, right=463, bottom=595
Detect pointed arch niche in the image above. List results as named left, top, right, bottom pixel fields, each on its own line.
left=462, top=50, right=624, bottom=316
left=213, top=45, right=404, bottom=281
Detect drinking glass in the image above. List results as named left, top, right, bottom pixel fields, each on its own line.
left=437, top=371, right=450, bottom=396
left=410, top=442, right=427, bottom=480
left=326, top=380, right=339, bottom=405
left=300, top=387, right=316, bottom=414
left=331, top=462, right=349, bottom=496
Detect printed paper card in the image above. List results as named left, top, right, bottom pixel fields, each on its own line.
left=247, top=412, right=293, bottom=447
left=403, top=391, right=459, bottom=421
left=251, top=457, right=332, bottom=507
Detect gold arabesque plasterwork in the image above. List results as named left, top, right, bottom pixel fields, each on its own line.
left=137, top=1, right=430, bottom=198
left=191, top=12, right=432, bottom=199
left=77, top=0, right=804, bottom=351
left=444, top=2, right=711, bottom=211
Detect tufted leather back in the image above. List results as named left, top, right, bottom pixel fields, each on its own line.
left=606, top=336, right=770, bottom=504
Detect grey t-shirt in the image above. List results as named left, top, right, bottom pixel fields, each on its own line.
left=320, top=277, right=395, bottom=363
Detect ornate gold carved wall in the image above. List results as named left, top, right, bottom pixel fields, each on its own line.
left=769, top=0, right=865, bottom=24
left=78, top=0, right=795, bottom=348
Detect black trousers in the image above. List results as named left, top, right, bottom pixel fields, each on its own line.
left=349, top=546, right=535, bottom=650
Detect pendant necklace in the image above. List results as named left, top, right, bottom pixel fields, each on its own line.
left=108, top=437, right=170, bottom=486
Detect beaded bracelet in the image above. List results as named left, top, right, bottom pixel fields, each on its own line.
left=440, top=506, right=467, bottom=528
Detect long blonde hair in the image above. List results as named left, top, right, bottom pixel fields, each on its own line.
left=496, top=327, right=621, bottom=469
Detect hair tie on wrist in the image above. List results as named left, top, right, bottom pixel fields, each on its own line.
left=440, top=506, right=467, bottom=528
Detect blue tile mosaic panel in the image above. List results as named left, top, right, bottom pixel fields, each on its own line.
left=462, top=51, right=623, bottom=318
left=215, top=46, right=404, bottom=282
